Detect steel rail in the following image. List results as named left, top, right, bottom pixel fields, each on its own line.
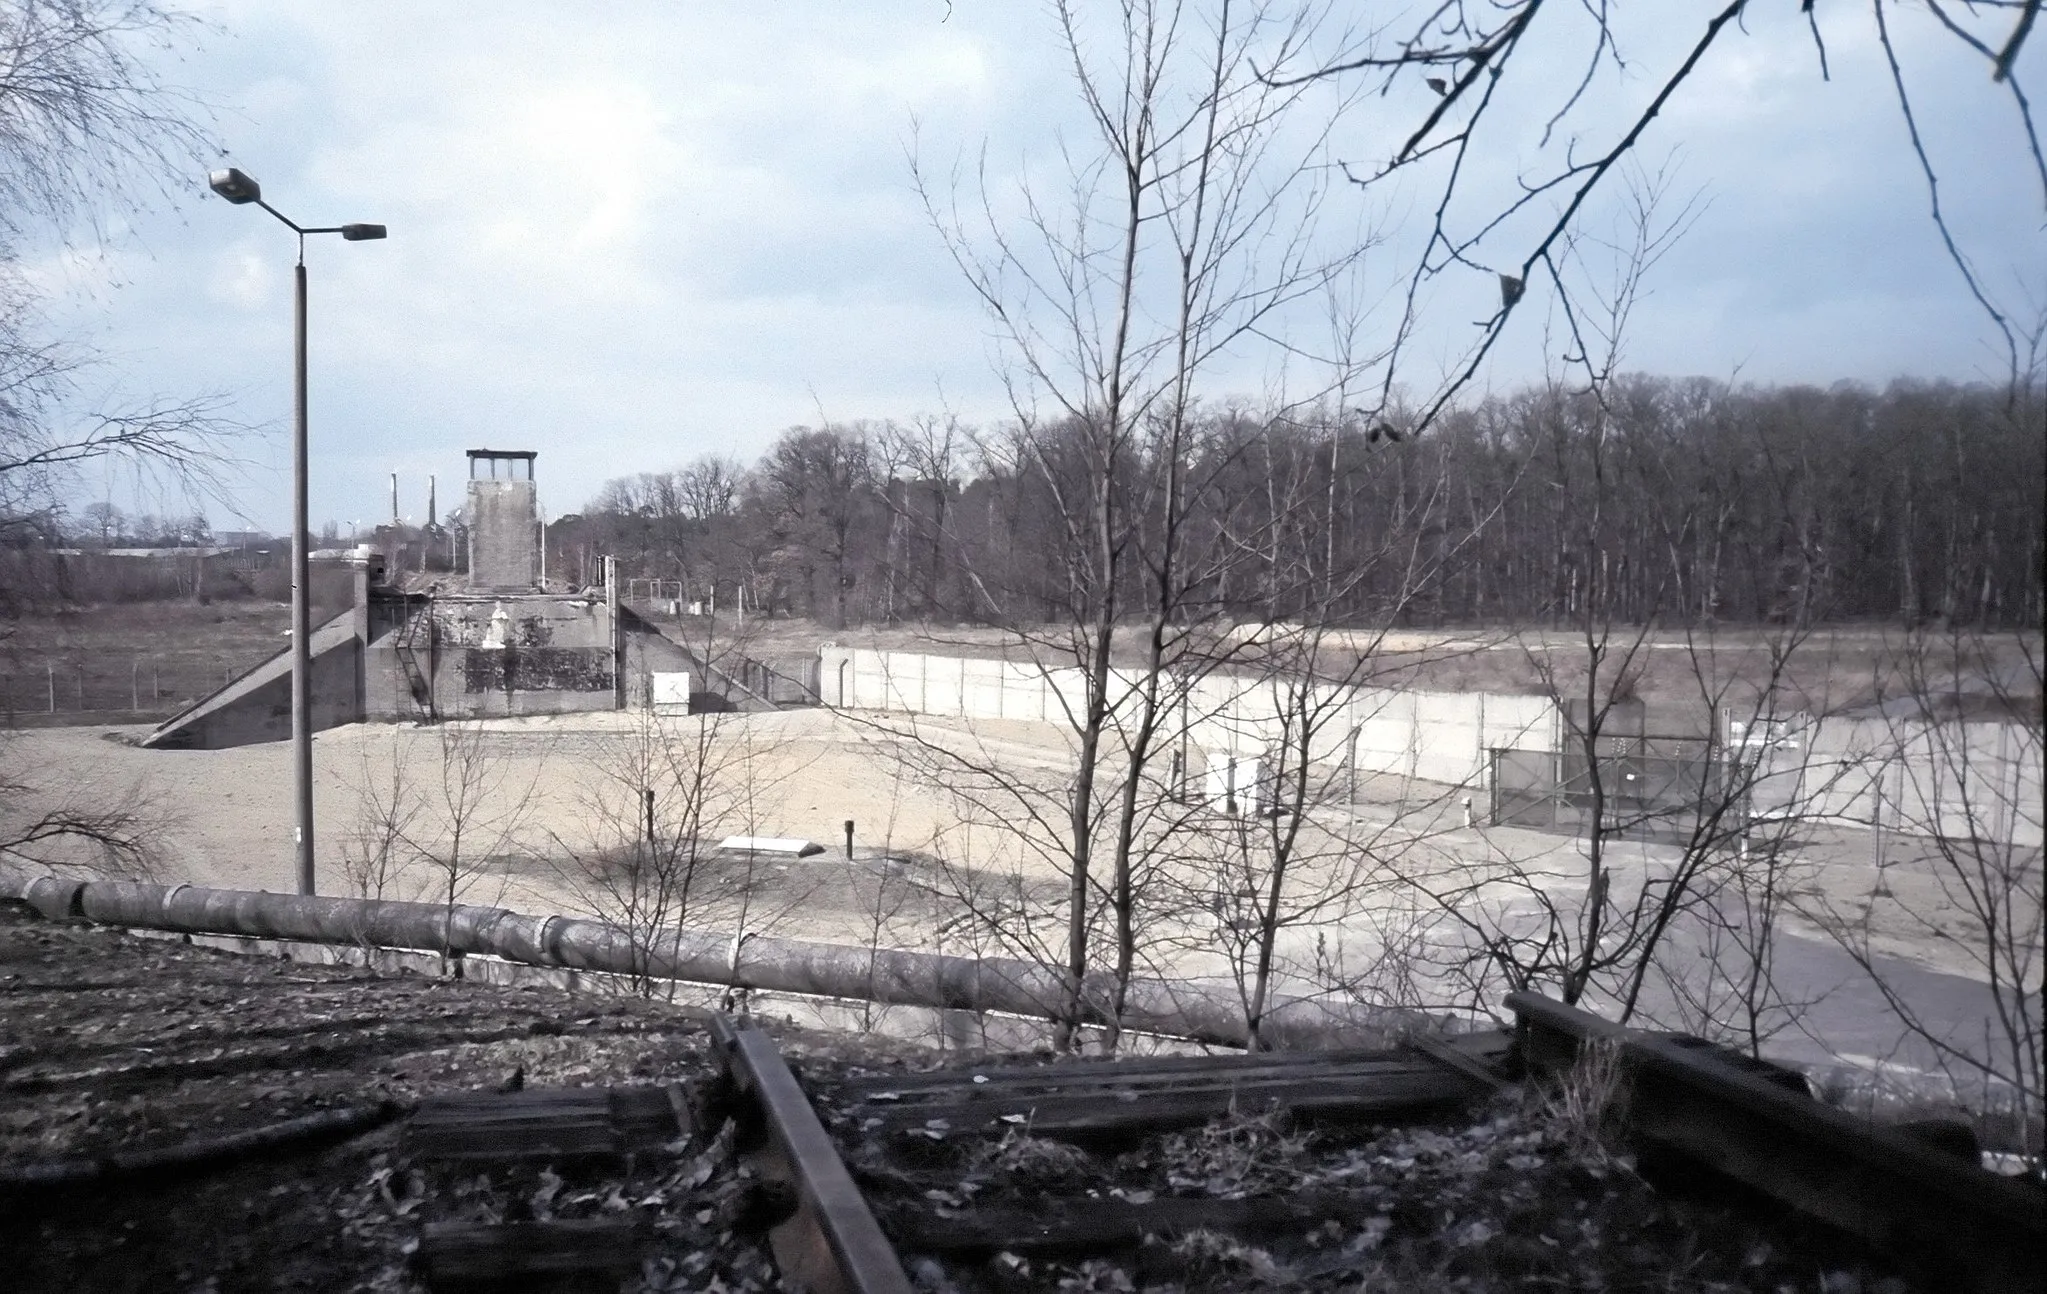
left=1508, top=990, right=2043, bottom=1294
left=708, top=1014, right=913, bottom=1294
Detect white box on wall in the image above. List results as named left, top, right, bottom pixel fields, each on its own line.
left=651, top=671, right=692, bottom=712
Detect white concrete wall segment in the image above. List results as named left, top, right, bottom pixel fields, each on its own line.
left=2013, top=725, right=2044, bottom=849
left=821, top=644, right=1570, bottom=794
left=1010, top=658, right=1036, bottom=722
left=1759, top=715, right=2041, bottom=848
left=897, top=651, right=929, bottom=714
left=862, top=650, right=908, bottom=712
left=1414, top=692, right=1489, bottom=785
left=1481, top=693, right=1556, bottom=751
left=820, top=643, right=2040, bottom=847
left=926, top=652, right=965, bottom=716
left=847, top=648, right=879, bottom=710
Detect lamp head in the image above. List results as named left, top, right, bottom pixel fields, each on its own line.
left=340, top=224, right=387, bottom=241
left=207, top=167, right=261, bottom=204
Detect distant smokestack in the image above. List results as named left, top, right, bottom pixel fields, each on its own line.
left=390, top=473, right=400, bottom=528
left=427, top=475, right=437, bottom=528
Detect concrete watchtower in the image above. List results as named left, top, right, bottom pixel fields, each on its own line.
left=466, top=449, right=538, bottom=590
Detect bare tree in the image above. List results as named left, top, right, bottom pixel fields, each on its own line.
left=0, top=744, right=171, bottom=880
left=561, top=607, right=828, bottom=999
left=876, top=413, right=968, bottom=621
left=0, top=0, right=209, bottom=241
left=558, top=702, right=744, bottom=998
left=1159, top=380, right=1503, bottom=1048
left=1273, top=1, right=2044, bottom=424
left=1, top=1, right=240, bottom=545
left=910, top=0, right=1366, bottom=1047
left=404, top=721, right=541, bottom=968
left=675, top=453, right=742, bottom=523
left=847, top=739, right=925, bottom=1035
left=1808, top=621, right=2043, bottom=1156
left=1317, top=182, right=1849, bottom=1050
left=338, top=727, right=424, bottom=902
left=750, top=423, right=880, bottom=628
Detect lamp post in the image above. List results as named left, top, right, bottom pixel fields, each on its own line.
left=209, top=166, right=385, bottom=897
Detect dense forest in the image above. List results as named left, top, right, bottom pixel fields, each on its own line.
left=546, top=376, right=2044, bottom=632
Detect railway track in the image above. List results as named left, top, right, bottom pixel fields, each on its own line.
left=1510, top=991, right=2045, bottom=1294
left=688, top=998, right=2039, bottom=1294
left=363, top=992, right=2036, bottom=1290
left=699, top=1014, right=1517, bottom=1292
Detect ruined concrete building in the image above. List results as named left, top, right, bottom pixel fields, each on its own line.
left=144, top=450, right=768, bottom=749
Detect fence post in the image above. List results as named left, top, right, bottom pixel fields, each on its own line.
left=1348, top=727, right=1359, bottom=805
left=47, top=662, right=55, bottom=713
left=132, top=659, right=140, bottom=711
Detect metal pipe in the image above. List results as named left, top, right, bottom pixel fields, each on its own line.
left=6, top=873, right=1389, bottom=1049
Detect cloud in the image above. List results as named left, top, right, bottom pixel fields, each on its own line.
left=201, top=245, right=274, bottom=310
left=21, top=0, right=2044, bottom=530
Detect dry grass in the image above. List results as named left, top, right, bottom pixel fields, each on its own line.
left=1, top=600, right=302, bottom=723
left=971, top=1130, right=1098, bottom=1186
left=1535, top=1036, right=1633, bottom=1163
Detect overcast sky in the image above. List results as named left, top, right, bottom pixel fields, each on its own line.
left=24, top=1, right=2045, bottom=534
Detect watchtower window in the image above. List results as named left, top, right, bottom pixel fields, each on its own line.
left=466, top=449, right=537, bottom=481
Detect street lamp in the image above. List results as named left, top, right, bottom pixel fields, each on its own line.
left=208, top=166, right=386, bottom=897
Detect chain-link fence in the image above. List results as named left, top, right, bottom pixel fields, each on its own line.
left=1491, top=737, right=1740, bottom=841
left=739, top=657, right=821, bottom=705
left=1491, top=748, right=1562, bottom=828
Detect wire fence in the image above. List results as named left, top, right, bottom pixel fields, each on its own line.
left=1, top=657, right=251, bottom=727
left=738, top=657, right=821, bottom=705
left=1490, top=739, right=1740, bottom=842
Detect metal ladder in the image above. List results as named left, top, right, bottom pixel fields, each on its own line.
left=392, top=598, right=437, bottom=720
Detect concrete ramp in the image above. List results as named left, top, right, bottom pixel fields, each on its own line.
left=626, top=611, right=778, bottom=713
left=143, top=611, right=364, bottom=750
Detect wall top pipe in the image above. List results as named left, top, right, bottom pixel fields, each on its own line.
left=0, top=868, right=1428, bottom=1050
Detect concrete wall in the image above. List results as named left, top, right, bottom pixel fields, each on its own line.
left=466, top=478, right=537, bottom=590
left=618, top=621, right=777, bottom=714
left=821, top=646, right=2040, bottom=846
left=146, top=626, right=363, bottom=750
left=1756, top=716, right=2043, bottom=848
left=364, top=592, right=618, bottom=721
left=360, top=596, right=792, bottom=722
left=820, top=646, right=1557, bottom=790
